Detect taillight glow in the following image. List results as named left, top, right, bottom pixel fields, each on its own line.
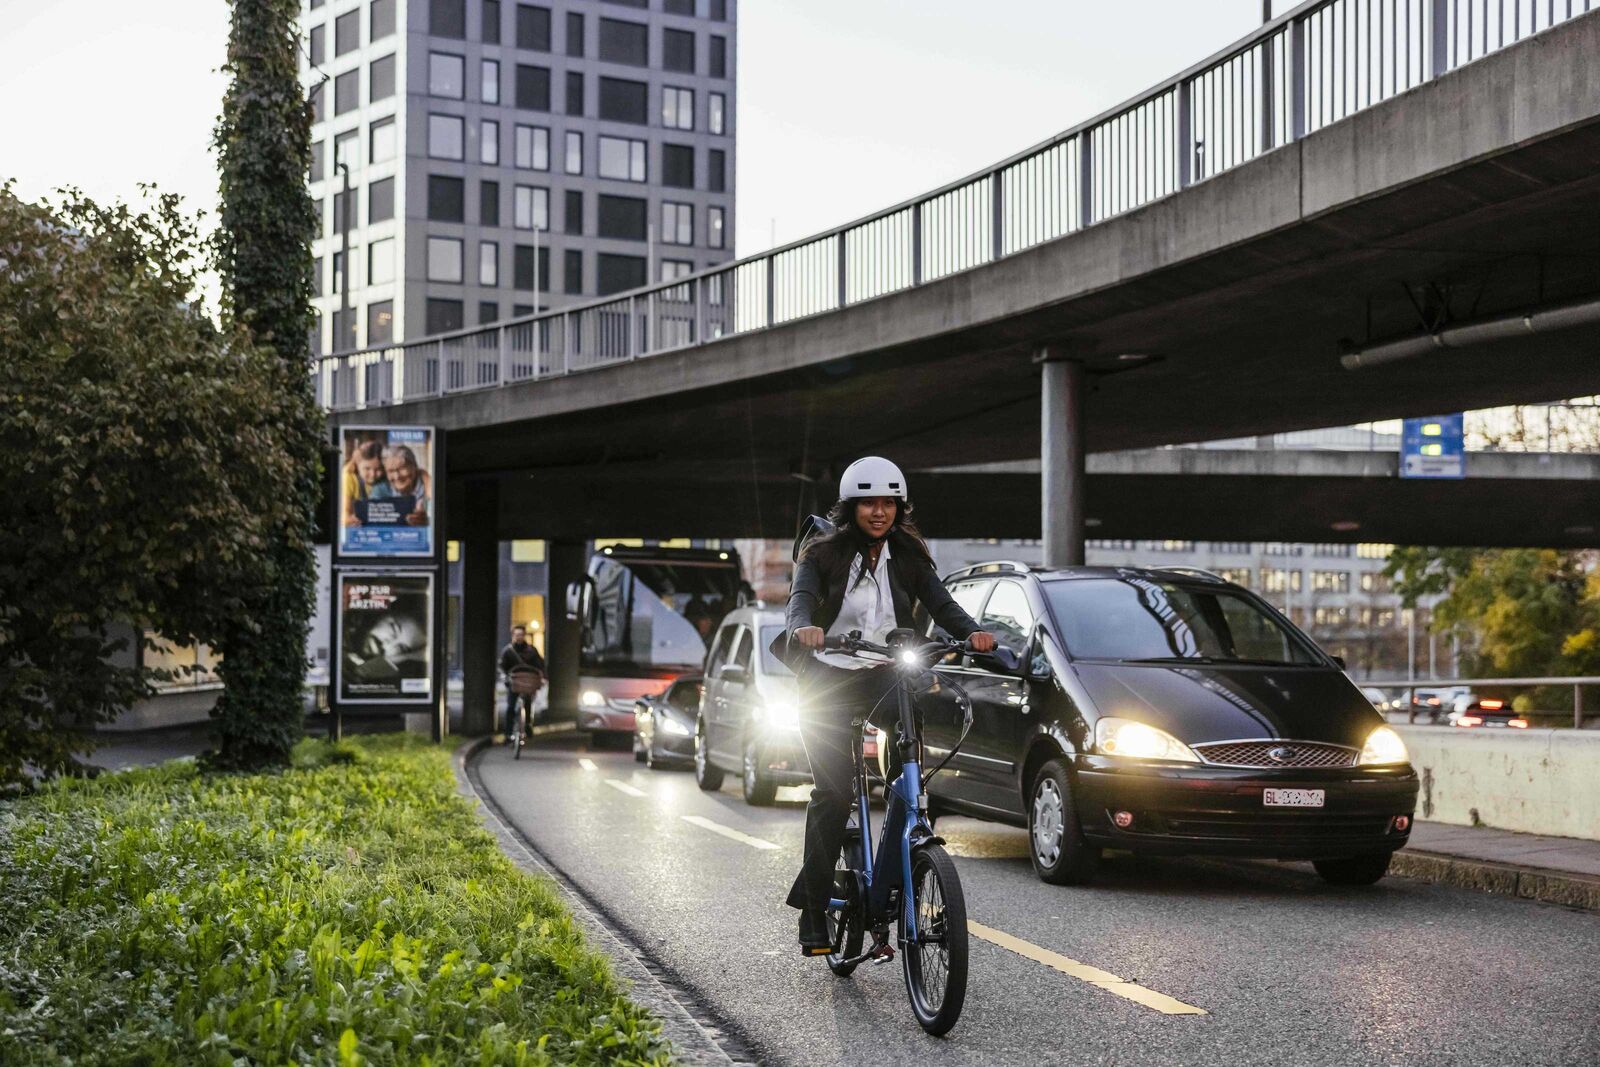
left=1455, top=715, right=1483, bottom=727
left=1480, top=699, right=1504, bottom=710
left=1427, top=697, right=1441, bottom=705
left=1508, top=719, right=1529, bottom=729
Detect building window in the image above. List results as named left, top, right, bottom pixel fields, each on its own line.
left=333, top=128, right=359, bottom=171
left=1212, top=542, right=1253, bottom=554
left=708, top=147, right=726, bottom=192
left=565, top=71, right=585, bottom=116
left=372, top=0, right=396, bottom=39
left=368, top=238, right=395, bottom=284
left=662, top=27, right=695, bottom=73
left=1261, top=569, right=1303, bottom=594
left=709, top=34, right=727, bottom=77
left=331, top=306, right=357, bottom=350
left=710, top=0, right=727, bottom=19
left=310, top=140, right=324, bottom=182
left=1359, top=572, right=1392, bottom=594
left=428, top=175, right=465, bottom=221
left=480, top=179, right=500, bottom=225
left=662, top=143, right=694, bottom=189
left=431, top=0, right=465, bottom=37
left=329, top=249, right=350, bottom=294
left=335, top=9, right=360, bottom=54
left=312, top=256, right=323, bottom=297
left=513, top=124, right=549, bottom=170
left=516, top=4, right=551, bottom=50
left=597, top=76, right=648, bottom=124
left=515, top=64, right=550, bottom=110
left=479, top=240, right=499, bottom=286
left=564, top=131, right=582, bottom=175
left=597, top=253, right=646, bottom=295
left=428, top=114, right=465, bottom=160
left=369, top=117, right=396, bottom=162
left=708, top=205, right=725, bottom=249
left=597, top=136, right=646, bottom=181
left=1357, top=543, right=1395, bottom=559
left=662, top=86, right=694, bottom=130
left=370, top=53, right=396, bottom=101
left=598, top=18, right=648, bottom=66
left=482, top=0, right=501, bottom=43
left=334, top=70, right=359, bottom=115
left=367, top=299, right=394, bottom=344
left=430, top=52, right=465, bottom=98
left=368, top=178, right=394, bottom=222
left=660, top=258, right=692, bottom=302
left=706, top=272, right=724, bottom=306
left=597, top=194, right=647, bottom=240
left=309, top=25, right=326, bottom=66
left=709, top=91, right=726, bottom=135
left=514, top=185, right=549, bottom=229
left=563, top=248, right=582, bottom=294
left=1311, top=571, right=1351, bottom=593
left=564, top=190, right=582, bottom=234
left=330, top=188, right=359, bottom=235
left=566, top=11, right=584, bottom=55
left=481, top=58, right=500, bottom=103
left=1313, top=606, right=1349, bottom=627
left=1217, top=568, right=1251, bottom=587
left=665, top=0, right=695, bottom=13
left=309, top=82, right=325, bottom=124
left=426, top=297, right=464, bottom=334
left=1264, top=542, right=1303, bottom=556
left=478, top=300, right=499, bottom=324
left=513, top=244, right=550, bottom=291
left=480, top=118, right=500, bottom=164
left=427, top=237, right=464, bottom=283
left=661, top=201, right=693, bottom=245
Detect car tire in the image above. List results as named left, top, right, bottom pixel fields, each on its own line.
left=633, top=732, right=647, bottom=762
left=695, top=716, right=724, bottom=792
left=742, top=736, right=778, bottom=806
left=1027, top=758, right=1101, bottom=886
left=1313, top=852, right=1393, bottom=886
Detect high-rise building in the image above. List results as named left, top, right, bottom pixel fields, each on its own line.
left=301, top=0, right=737, bottom=352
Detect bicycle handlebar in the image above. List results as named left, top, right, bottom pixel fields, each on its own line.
left=820, top=632, right=970, bottom=660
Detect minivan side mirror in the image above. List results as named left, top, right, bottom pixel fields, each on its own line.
left=971, top=646, right=1021, bottom=673
left=720, top=665, right=750, bottom=687
left=1332, top=655, right=1348, bottom=670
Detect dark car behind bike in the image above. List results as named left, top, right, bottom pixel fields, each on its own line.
left=914, top=563, right=1419, bottom=887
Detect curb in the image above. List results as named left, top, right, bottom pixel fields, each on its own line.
left=1390, top=848, right=1600, bottom=911
left=451, top=738, right=753, bottom=1066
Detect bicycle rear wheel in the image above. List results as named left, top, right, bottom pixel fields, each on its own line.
left=901, top=845, right=968, bottom=1035
left=826, top=832, right=865, bottom=977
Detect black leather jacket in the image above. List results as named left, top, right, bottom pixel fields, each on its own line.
left=775, top=546, right=981, bottom=665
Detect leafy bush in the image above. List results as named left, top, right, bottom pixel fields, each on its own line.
left=0, top=736, right=670, bottom=1064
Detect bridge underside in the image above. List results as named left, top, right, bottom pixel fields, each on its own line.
left=341, top=13, right=1600, bottom=547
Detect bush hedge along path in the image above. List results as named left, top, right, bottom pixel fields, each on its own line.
left=0, top=736, right=672, bottom=1064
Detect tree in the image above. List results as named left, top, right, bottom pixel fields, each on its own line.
left=209, top=0, right=323, bottom=768
left=0, top=186, right=309, bottom=788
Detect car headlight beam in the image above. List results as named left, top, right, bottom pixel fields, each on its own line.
left=581, top=689, right=605, bottom=707
left=660, top=717, right=692, bottom=737
left=1358, top=725, right=1409, bottom=766
left=1094, top=717, right=1201, bottom=763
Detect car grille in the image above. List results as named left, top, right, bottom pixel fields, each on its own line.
left=1153, top=811, right=1395, bottom=841
left=1192, top=740, right=1358, bottom=769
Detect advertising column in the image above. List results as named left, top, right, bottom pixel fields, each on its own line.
left=331, top=425, right=448, bottom=739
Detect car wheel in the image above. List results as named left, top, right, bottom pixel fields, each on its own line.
left=695, top=716, right=724, bottom=791
left=742, top=736, right=778, bottom=806
left=1027, top=758, right=1100, bottom=886
left=1313, top=852, right=1393, bottom=886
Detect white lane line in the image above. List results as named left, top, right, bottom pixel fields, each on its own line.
left=968, top=921, right=1207, bottom=1016
left=578, top=758, right=598, bottom=771
left=680, top=814, right=782, bottom=850
left=605, top=779, right=646, bottom=797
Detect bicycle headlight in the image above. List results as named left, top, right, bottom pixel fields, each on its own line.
left=1094, top=717, right=1200, bottom=763
left=1358, top=725, right=1409, bottom=766
left=898, top=650, right=920, bottom=666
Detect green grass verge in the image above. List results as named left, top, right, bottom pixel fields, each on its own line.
left=0, top=735, right=671, bottom=1065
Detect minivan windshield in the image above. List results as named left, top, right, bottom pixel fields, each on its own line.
left=1045, top=578, right=1321, bottom=666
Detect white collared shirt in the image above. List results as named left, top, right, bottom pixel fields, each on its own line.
left=817, top=541, right=895, bottom=670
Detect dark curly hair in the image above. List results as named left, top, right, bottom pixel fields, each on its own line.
left=800, top=496, right=936, bottom=591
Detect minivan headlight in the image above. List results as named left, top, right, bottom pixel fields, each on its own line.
left=759, top=701, right=800, bottom=729
left=1358, top=725, right=1409, bottom=766
left=1094, top=717, right=1200, bottom=763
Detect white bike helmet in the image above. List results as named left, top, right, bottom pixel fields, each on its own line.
left=838, top=456, right=907, bottom=500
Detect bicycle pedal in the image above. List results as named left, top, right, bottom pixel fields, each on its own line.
left=870, top=947, right=895, bottom=965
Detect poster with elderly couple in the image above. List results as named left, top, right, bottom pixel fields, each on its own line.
left=339, top=425, right=435, bottom=557
left=337, top=571, right=433, bottom=703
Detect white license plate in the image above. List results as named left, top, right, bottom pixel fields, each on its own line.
left=1263, top=788, right=1325, bottom=808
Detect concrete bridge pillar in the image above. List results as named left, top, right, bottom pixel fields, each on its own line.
left=544, top=539, right=586, bottom=722
left=1038, top=346, right=1086, bottom=567
left=461, top=481, right=500, bottom=736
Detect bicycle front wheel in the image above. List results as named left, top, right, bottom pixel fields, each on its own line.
left=901, top=845, right=968, bottom=1035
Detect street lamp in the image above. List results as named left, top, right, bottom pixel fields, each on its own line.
left=336, top=160, right=352, bottom=352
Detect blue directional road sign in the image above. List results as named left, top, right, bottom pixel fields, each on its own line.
left=1400, top=414, right=1465, bottom=479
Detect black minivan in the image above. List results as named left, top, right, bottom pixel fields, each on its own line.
left=914, top=563, right=1418, bottom=887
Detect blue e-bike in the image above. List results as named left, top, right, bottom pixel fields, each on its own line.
left=819, top=628, right=1013, bottom=1036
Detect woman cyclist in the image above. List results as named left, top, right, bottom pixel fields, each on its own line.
left=780, top=456, right=994, bottom=954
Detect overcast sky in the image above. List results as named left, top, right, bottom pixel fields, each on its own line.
left=0, top=0, right=1279, bottom=258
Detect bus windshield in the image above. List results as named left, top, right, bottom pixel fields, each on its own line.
left=587, top=552, right=744, bottom=671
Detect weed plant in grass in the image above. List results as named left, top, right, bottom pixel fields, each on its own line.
left=0, top=735, right=670, bottom=1065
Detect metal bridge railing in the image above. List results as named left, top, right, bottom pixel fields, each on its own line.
left=316, top=0, right=1597, bottom=412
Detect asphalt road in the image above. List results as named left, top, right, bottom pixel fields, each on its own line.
left=474, top=734, right=1600, bottom=1066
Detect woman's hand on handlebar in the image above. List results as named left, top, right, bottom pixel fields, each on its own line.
left=794, top=625, right=826, bottom=649
left=967, top=630, right=997, bottom=653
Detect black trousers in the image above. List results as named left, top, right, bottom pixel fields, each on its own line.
left=786, top=659, right=899, bottom=912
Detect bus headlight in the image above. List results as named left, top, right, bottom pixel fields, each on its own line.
left=581, top=690, right=605, bottom=707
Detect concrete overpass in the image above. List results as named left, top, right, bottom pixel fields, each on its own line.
left=324, top=3, right=1600, bottom=556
